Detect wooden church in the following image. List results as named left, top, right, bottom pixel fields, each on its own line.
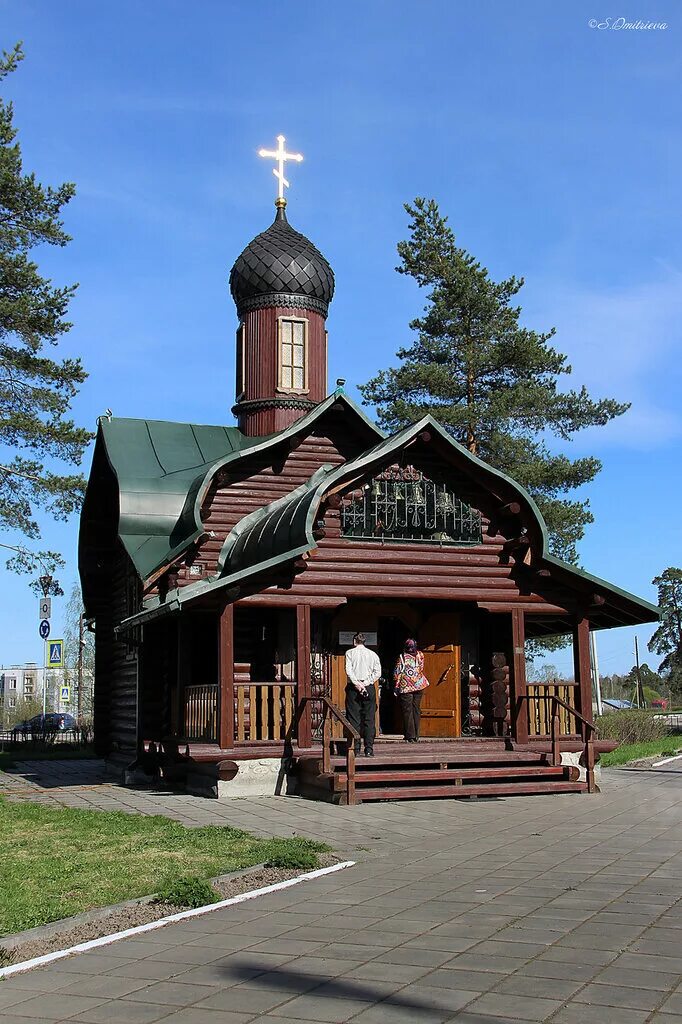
left=79, top=140, right=658, bottom=803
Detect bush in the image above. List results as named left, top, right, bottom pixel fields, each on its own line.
left=265, top=848, right=320, bottom=870
left=595, top=709, right=671, bottom=744
left=155, top=874, right=219, bottom=908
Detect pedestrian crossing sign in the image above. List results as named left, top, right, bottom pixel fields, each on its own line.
left=60, top=685, right=70, bottom=702
left=47, top=639, right=64, bottom=668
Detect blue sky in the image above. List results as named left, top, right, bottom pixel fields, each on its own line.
left=1, top=0, right=679, bottom=679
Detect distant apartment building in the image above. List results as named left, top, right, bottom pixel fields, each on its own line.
left=0, top=664, right=93, bottom=722
left=0, top=663, right=44, bottom=711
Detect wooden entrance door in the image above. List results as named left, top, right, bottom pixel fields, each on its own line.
left=418, top=612, right=461, bottom=738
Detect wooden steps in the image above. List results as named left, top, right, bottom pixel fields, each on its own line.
left=333, top=765, right=575, bottom=784
left=295, top=742, right=588, bottom=804
left=350, top=781, right=587, bottom=801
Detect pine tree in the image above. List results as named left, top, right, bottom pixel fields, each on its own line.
left=0, top=43, right=91, bottom=591
left=360, top=198, right=629, bottom=563
left=649, top=568, right=682, bottom=697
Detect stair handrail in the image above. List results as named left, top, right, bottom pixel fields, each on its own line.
left=280, top=696, right=358, bottom=806
left=298, top=695, right=359, bottom=805
left=515, top=690, right=598, bottom=793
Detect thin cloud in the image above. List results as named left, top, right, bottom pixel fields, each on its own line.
left=522, top=270, right=682, bottom=448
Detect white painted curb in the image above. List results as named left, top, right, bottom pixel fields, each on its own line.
left=652, top=752, right=682, bottom=767
left=0, top=860, right=355, bottom=979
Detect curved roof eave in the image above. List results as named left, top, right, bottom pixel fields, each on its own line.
left=134, top=412, right=658, bottom=626
left=163, top=392, right=384, bottom=581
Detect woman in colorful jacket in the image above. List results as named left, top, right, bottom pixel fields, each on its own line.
left=394, top=638, right=429, bottom=743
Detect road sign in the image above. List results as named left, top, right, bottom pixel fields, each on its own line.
left=46, top=639, right=64, bottom=668
left=39, top=597, right=52, bottom=620
left=60, top=685, right=70, bottom=702
left=39, top=619, right=51, bottom=640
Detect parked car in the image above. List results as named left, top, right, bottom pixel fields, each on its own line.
left=650, top=698, right=669, bottom=710
left=11, top=713, right=77, bottom=737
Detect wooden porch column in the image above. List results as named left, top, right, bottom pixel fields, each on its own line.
left=218, top=602, right=235, bottom=750
left=573, top=615, right=593, bottom=725
left=296, top=603, right=312, bottom=749
left=511, top=609, right=529, bottom=744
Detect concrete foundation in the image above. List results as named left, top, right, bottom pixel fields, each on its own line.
left=561, top=749, right=602, bottom=784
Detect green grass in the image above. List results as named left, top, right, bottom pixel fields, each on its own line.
left=0, top=796, right=328, bottom=936
left=600, top=738, right=682, bottom=767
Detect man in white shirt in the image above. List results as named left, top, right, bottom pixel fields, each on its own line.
left=345, top=633, right=382, bottom=757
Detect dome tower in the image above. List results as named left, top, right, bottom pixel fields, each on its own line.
left=229, top=136, right=335, bottom=436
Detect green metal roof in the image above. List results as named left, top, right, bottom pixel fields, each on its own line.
left=94, top=392, right=384, bottom=581
left=97, top=417, right=258, bottom=580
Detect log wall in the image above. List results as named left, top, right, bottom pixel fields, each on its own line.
left=168, top=433, right=571, bottom=615
left=93, top=548, right=139, bottom=756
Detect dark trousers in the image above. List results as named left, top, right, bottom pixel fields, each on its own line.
left=345, top=685, right=376, bottom=753
left=400, top=691, right=424, bottom=741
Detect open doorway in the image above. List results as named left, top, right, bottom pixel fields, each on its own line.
left=377, top=615, right=411, bottom=734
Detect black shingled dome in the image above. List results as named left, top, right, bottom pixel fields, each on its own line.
left=230, top=205, right=335, bottom=317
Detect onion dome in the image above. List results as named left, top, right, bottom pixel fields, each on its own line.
left=230, top=201, right=335, bottom=318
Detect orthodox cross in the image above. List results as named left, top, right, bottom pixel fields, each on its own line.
left=258, top=134, right=303, bottom=202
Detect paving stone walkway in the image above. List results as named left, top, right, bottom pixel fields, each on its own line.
left=1, top=761, right=681, bottom=1022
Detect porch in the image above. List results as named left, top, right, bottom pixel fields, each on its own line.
left=139, top=597, right=604, bottom=802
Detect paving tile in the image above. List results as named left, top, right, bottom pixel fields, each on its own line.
left=595, top=965, right=680, bottom=990
left=612, top=951, right=682, bottom=974
left=550, top=1005, right=650, bottom=1024
left=0, top=988, right=39, bottom=1011
left=491, top=973, right=585, bottom=999
left=57, top=977, right=152, bottom=999
left=344, top=962, right=432, bottom=984
left=159, top=1012, right=254, bottom=1024
left=537, top=945, right=616, bottom=966
left=384, top=982, right=478, bottom=1012
left=123, top=982, right=216, bottom=1007
left=195, top=987, right=293, bottom=1014
left=71, top=1002, right=175, bottom=1024
left=344, top=1004, right=454, bottom=1024
left=6, top=993, right=108, bottom=1019
left=462, top=992, right=562, bottom=1020
left=273, top=994, right=375, bottom=1021
left=425, top=968, right=500, bottom=993
left=373, top=947, right=454, bottom=968
left=574, top=981, right=664, bottom=1009
left=658, top=991, right=682, bottom=1015
left=106, top=960, right=194, bottom=981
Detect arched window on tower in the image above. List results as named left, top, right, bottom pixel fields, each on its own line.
left=278, top=317, right=308, bottom=392
left=235, top=323, right=246, bottom=400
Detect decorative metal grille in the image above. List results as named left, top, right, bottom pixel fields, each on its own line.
left=340, top=465, right=482, bottom=545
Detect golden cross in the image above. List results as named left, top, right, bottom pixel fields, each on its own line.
left=258, top=134, right=303, bottom=202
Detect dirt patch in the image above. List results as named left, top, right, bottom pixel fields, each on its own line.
left=0, top=853, right=340, bottom=969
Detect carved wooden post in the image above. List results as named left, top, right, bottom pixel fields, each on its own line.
left=551, top=708, right=561, bottom=766
left=511, top=609, right=529, bottom=744
left=346, top=739, right=356, bottom=806
left=572, top=616, right=592, bottom=726
left=218, top=602, right=235, bottom=750
left=296, top=604, right=312, bottom=749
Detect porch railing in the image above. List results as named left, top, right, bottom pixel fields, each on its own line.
left=184, top=684, right=218, bottom=742
left=516, top=691, right=597, bottom=793
left=234, top=682, right=297, bottom=742
left=526, top=683, right=579, bottom=736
